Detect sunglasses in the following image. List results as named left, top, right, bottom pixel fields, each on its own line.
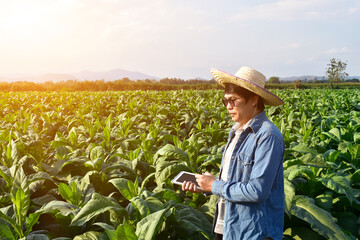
left=221, top=97, right=241, bottom=107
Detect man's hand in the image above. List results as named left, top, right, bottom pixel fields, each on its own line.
left=195, top=172, right=216, bottom=192
left=182, top=181, right=203, bottom=193
left=182, top=172, right=216, bottom=193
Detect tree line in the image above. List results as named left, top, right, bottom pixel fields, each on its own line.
left=1, top=59, right=358, bottom=91
left=0, top=78, right=220, bottom=92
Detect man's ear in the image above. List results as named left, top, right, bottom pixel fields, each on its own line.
left=251, top=95, right=259, bottom=107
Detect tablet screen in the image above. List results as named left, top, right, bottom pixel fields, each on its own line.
left=172, top=171, right=200, bottom=188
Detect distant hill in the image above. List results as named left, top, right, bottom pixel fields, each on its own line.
left=72, top=68, right=160, bottom=81
left=279, top=75, right=360, bottom=82
left=279, top=76, right=326, bottom=82
left=0, top=68, right=160, bottom=83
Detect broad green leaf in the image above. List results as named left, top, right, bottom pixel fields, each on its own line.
left=315, top=193, right=333, bottom=212
left=0, top=166, right=12, bottom=187
left=11, top=187, right=29, bottom=229
left=132, top=196, right=164, bottom=215
left=299, top=154, right=329, bottom=168
left=155, top=144, right=190, bottom=163
left=130, top=197, right=150, bottom=217
left=171, top=202, right=213, bottom=238
left=321, top=128, right=341, bottom=143
left=41, top=200, right=78, bottom=217
left=291, top=143, right=318, bottom=155
left=25, top=210, right=47, bottom=236
left=27, top=172, right=53, bottom=184
left=90, top=146, right=106, bottom=161
left=116, top=224, right=137, bottom=240
left=323, top=149, right=341, bottom=163
left=0, top=210, right=23, bottom=238
left=70, top=193, right=126, bottom=226
left=110, top=178, right=138, bottom=201
left=287, top=166, right=314, bottom=180
left=135, top=208, right=171, bottom=240
left=284, top=178, right=295, bottom=217
left=0, top=223, right=16, bottom=240
left=152, top=188, right=181, bottom=203
left=103, top=126, right=111, bottom=144
left=155, top=160, right=191, bottom=187
left=58, top=183, right=73, bottom=203
left=329, top=128, right=342, bottom=142
left=318, top=174, right=354, bottom=203
left=73, top=231, right=105, bottom=240
left=290, top=195, right=350, bottom=240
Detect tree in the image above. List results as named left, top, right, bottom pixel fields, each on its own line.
left=268, top=76, right=280, bottom=84
left=294, top=79, right=303, bottom=89
left=326, top=58, right=348, bottom=88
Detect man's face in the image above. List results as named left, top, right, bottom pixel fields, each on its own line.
left=223, top=93, right=257, bottom=124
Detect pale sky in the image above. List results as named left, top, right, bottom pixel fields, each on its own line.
left=0, top=0, right=359, bottom=79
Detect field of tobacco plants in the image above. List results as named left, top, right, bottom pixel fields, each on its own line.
left=0, top=89, right=360, bottom=240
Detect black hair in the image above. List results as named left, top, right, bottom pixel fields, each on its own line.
left=224, top=83, right=264, bottom=110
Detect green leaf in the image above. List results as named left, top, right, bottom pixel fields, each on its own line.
left=318, top=174, right=354, bottom=203
left=116, top=224, right=137, bottom=240
left=70, top=193, right=126, bottom=226
left=103, top=127, right=110, bottom=143
left=58, top=183, right=73, bottom=203
left=284, top=178, right=295, bottom=217
left=11, top=188, right=28, bottom=229
left=171, top=203, right=213, bottom=238
left=130, top=197, right=150, bottom=217
left=110, top=178, right=138, bottom=201
left=90, top=146, right=106, bottom=161
left=0, top=166, right=12, bottom=188
left=0, top=210, right=23, bottom=238
left=291, top=143, right=318, bottom=155
left=131, top=196, right=164, bottom=216
left=155, top=160, right=191, bottom=187
left=25, top=210, right=47, bottom=236
left=299, top=154, right=330, bottom=168
left=41, top=200, right=78, bottom=217
left=135, top=208, right=171, bottom=240
left=0, top=223, right=16, bottom=240
left=73, top=231, right=103, bottom=240
left=321, top=128, right=341, bottom=143
left=290, top=195, right=350, bottom=240
left=288, top=166, right=314, bottom=180
left=152, top=188, right=181, bottom=203
left=155, top=144, right=190, bottom=163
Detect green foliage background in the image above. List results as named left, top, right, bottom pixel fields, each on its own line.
left=0, top=89, right=360, bottom=239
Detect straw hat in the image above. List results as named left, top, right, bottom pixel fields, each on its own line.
left=210, top=66, right=283, bottom=106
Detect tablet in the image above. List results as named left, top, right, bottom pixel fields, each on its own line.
left=171, top=171, right=201, bottom=189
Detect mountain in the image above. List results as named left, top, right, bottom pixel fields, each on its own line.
left=279, top=75, right=360, bottom=82
left=279, top=75, right=326, bottom=82
left=72, top=68, right=160, bottom=81
left=0, top=68, right=160, bottom=83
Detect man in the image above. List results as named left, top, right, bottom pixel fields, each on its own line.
left=182, top=66, right=285, bottom=240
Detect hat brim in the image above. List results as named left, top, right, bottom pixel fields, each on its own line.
left=210, top=68, right=284, bottom=106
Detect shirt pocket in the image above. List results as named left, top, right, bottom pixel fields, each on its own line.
left=236, top=154, right=254, bottom=182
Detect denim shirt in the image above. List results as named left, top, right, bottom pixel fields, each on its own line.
left=212, top=111, right=285, bottom=240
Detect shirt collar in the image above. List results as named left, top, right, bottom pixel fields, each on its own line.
left=231, top=111, right=267, bottom=134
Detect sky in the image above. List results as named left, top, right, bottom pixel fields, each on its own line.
left=0, top=0, right=359, bottom=80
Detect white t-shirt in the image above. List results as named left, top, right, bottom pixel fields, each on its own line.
left=214, top=120, right=252, bottom=234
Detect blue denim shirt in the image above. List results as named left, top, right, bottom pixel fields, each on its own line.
left=212, top=111, right=285, bottom=240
